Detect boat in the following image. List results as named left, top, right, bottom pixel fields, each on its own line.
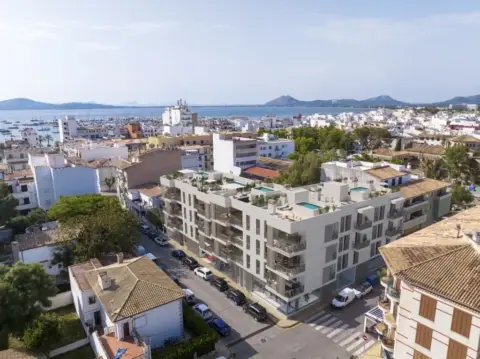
left=38, top=127, right=50, bottom=131
left=8, top=126, right=19, bottom=129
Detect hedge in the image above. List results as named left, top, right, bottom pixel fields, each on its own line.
left=152, top=304, right=219, bottom=359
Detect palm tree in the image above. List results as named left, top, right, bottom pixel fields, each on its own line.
left=45, top=134, right=53, bottom=147
left=38, top=135, right=44, bottom=147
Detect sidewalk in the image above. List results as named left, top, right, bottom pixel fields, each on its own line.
left=168, top=240, right=328, bottom=329
left=359, top=342, right=383, bottom=359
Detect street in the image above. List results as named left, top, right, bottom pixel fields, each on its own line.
left=138, top=235, right=381, bottom=359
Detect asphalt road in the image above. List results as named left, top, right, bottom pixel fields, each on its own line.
left=138, top=235, right=381, bottom=359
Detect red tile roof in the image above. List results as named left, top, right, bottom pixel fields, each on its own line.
left=244, top=166, right=280, bottom=179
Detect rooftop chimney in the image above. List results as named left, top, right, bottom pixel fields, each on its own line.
left=116, top=253, right=124, bottom=264
left=98, top=271, right=112, bottom=290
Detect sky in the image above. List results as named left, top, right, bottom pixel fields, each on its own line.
left=0, top=0, right=480, bottom=105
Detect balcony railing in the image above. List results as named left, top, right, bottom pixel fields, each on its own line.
left=387, top=286, right=401, bottom=299
left=197, top=207, right=208, bottom=218
left=285, top=284, right=304, bottom=298
left=271, top=240, right=306, bottom=254
left=354, top=219, right=373, bottom=230
left=165, top=192, right=181, bottom=201
left=380, top=276, right=393, bottom=287
left=378, top=296, right=390, bottom=311
left=385, top=227, right=402, bottom=237
left=273, top=262, right=306, bottom=276
left=388, top=209, right=403, bottom=219
left=354, top=239, right=370, bottom=250
left=381, top=334, right=395, bottom=352
left=230, top=215, right=243, bottom=227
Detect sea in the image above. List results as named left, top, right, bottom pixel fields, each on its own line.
left=0, top=106, right=369, bottom=142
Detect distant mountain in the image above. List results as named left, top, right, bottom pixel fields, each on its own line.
left=265, top=94, right=480, bottom=107
left=0, top=98, right=121, bottom=111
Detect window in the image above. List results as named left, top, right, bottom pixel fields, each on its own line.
left=446, top=339, right=467, bottom=359
left=256, top=219, right=260, bottom=235
left=337, top=253, right=349, bottom=271
left=188, top=195, right=191, bottom=206
left=256, top=240, right=260, bottom=255
left=24, top=198, right=30, bottom=205
left=322, top=263, right=336, bottom=283
left=451, top=308, right=472, bottom=338
left=264, top=221, right=268, bottom=238
left=338, top=234, right=350, bottom=252
left=246, top=255, right=250, bottom=269
left=325, top=243, right=337, bottom=262
left=182, top=192, right=185, bottom=203
left=370, top=243, right=375, bottom=257
left=246, top=215, right=250, bottom=230
left=88, top=295, right=96, bottom=305
left=415, top=323, right=433, bottom=349
left=246, top=235, right=251, bottom=250
left=256, top=260, right=260, bottom=274
left=190, top=226, right=193, bottom=237
left=324, top=223, right=339, bottom=243
left=353, top=251, right=359, bottom=264
left=379, top=205, right=385, bottom=220
left=184, top=223, right=187, bottom=233
left=372, top=225, right=378, bottom=239
left=189, top=211, right=192, bottom=222
left=184, top=208, right=187, bottom=217
left=419, top=295, right=437, bottom=321
left=378, top=223, right=383, bottom=237
left=7, top=185, right=13, bottom=193
left=374, top=207, right=380, bottom=222
left=21, top=185, right=28, bottom=192
left=341, top=215, right=351, bottom=232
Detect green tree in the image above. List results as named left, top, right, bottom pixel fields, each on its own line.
left=353, top=127, right=391, bottom=152
left=104, top=176, right=116, bottom=192
left=0, top=263, right=58, bottom=348
left=23, top=313, right=62, bottom=358
left=0, top=181, right=18, bottom=226
left=44, top=134, right=53, bottom=147
left=38, top=135, right=44, bottom=147
left=146, top=208, right=164, bottom=230
left=275, top=152, right=325, bottom=187
left=451, top=184, right=474, bottom=209
left=6, top=208, right=49, bottom=235
left=49, top=194, right=119, bottom=223
left=443, top=145, right=470, bottom=183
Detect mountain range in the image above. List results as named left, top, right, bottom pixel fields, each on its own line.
left=265, top=95, right=480, bottom=107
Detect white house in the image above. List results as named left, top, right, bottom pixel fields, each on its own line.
left=21, top=128, right=39, bottom=146
left=63, top=141, right=128, bottom=161
left=3, top=168, right=38, bottom=215
left=69, top=255, right=185, bottom=357
left=257, top=133, right=295, bottom=159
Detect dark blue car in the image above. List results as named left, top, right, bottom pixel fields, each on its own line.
left=208, top=318, right=231, bottom=336
left=171, top=249, right=186, bottom=260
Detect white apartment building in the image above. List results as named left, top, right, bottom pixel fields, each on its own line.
left=58, top=116, right=108, bottom=142
left=3, top=169, right=38, bottom=215
left=21, top=128, right=39, bottom=146
left=376, top=207, right=480, bottom=359
left=162, top=99, right=197, bottom=126
left=141, top=124, right=162, bottom=138
left=160, top=170, right=404, bottom=315
left=62, top=141, right=128, bottom=161
left=181, top=145, right=213, bottom=171
left=2, top=145, right=30, bottom=172
left=213, top=133, right=257, bottom=174
left=257, top=133, right=295, bottom=159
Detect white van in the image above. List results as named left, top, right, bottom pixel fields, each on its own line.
left=331, top=288, right=356, bottom=308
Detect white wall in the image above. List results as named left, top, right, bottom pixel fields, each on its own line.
left=50, top=338, right=89, bottom=358
left=213, top=135, right=235, bottom=173
left=97, top=166, right=117, bottom=192
left=90, top=331, right=109, bottom=359
left=79, top=146, right=128, bottom=161
left=20, top=245, right=60, bottom=276
left=43, top=291, right=74, bottom=311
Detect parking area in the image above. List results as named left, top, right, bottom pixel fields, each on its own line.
left=138, top=233, right=382, bottom=359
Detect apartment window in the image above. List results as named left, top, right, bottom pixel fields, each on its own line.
left=184, top=208, right=187, bottom=217
left=88, top=295, right=96, bottom=305
left=370, top=243, right=375, bottom=257
left=374, top=207, right=380, bottom=222
left=256, top=219, right=260, bottom=235
left=378, top=223, right=383, bottom=237
left=256, top=240, right=260, bottom=255
left=256, top=260, right=260, bottom=275
left=264, top=221, right=268, bottom=238
left=415, top=323, right=433, bottom=349
left=184, top=223, right=187, bottom=233
left=372, top=225, right=378, bottom=239
left=451, top=308, right=472, bottom=338
left=188, top=195, right=191, bottom=206
left=379, top=205, right=385, bottom=220
left=413, top=351, right=431, bottom=359
left=325, top=243, right=337, bottom=262
left=322, top=263, right=336, bottom=284
left=375, top=241, right=381, bottom=255
left=446, top=339, right=467, bottom=359
left=340, top=215, right=352, bottom=233
left=189, top=211, right=192, bottom=222
left=21, top=185, right=28, bottom=192
left=182, top=192, right=185, bottom=203
left=338, top=234, right=350, bottom=252
left=24, top=198, right=30, bottom=205
left=337, top=253, right=349, bottom=271
left=246, top=215, right=250, bottom=230
left=246, top=235, right=251, bottom=250
left=419, top=295, right=437, bottom=322
left=324, top=223, right=339, bottom=243
left=353, top=251, right=359, bottom=264
left=246, top=255, right=250, bottom=269
left=190, top=226, right=193, bottom=237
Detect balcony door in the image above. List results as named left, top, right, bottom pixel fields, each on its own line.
left=123, top=322, right=130, bottom=338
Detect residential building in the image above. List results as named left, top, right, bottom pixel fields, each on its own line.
left=242, top=166, right=281, bottom=181
left=3, top=169, right=38, bottom=214
left=11, top=223, right=63, bottom=278
left=375, top=206, right=480, bottom=359
left=257, top=133, right=295, bottom=159
left=21, top=128, right=39, bottom=146
left=69, top=255, right=185, bottom=357
left=125, top=184, right=163, bottom=217
left=147, top=133, right=213, bottom=148
left=63, top=141, right=128, bottom=161
left=321, top=161, right=451, bottom=234
left=29, top=153, right=101, bottom=210
left=58, top=116, right=109, bottom=143
left=181, top=145, right=213, bottom=171
left=125, top=123, right=143, bottom=139
left=162, top=99, right=198, bottom=126
left=213, top=133, right=257, bottom=174
left=141, top=123, right=162, bottom=138
left=2, top=145, right=30, bottom=171
left=447, top=135, right=480, bottom=151
left=160, top=169, right=404, bottom=315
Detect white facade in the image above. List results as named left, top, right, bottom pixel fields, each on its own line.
left=3, top=146, right=29, bottom=171
left=162, top=99, right=196, bottom=126
left=163, top=125, right=193, bottom=136
left=181, top=146, right=212, bottom=171
left=213, top=133, right=257, bottom=174
left=4, top=176, right=38, bottom=213
left=257, top=134, right=294, bottom=159
left=63, top=142, right=128, bottom=161
left=21, top=128, right=39, bottom=146
left=58, top=116, right=108, bottom=142
left=13, top=243, right=61, bottom=276
left=141, top=124, right=162, bottom=138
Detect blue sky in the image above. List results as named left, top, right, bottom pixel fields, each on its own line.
left=0, top=0, right=479, bottom=105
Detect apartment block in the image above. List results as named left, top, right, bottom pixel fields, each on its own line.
left=376, top=207, right=480, bottom=359
left=3, top=169, right=38, bottom=214
left=160, top=169, right=404, bottom=315
left=147, top=133, right=213, bottom=148
left=257, top=133, right=295, bottom=159
left=213, top=133, right=257, bottom=173
left=321, top=160, right=451, bottom=235
left=181, top=145, right=213, bottom=171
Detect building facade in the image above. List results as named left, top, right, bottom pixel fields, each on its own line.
left=3, top=169, right=38, bottom=214
left=257, top=134, right=295, bottom=159
left=213, top=133, right=257, bottom=174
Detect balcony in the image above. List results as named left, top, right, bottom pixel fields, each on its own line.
left=384, top=312, right=397, bottom=327
left=267, top=240, right=306, bottom=257
left=380, top=276, right=393, bottom=288
left=381, top=335, right=395, bottom=352
left=197, top=206, right=209, bottom=219
left=385, top=227, right=402, bottom=237
left=375, top=322, right=387, bottom=335
left=215, top=212, right=231, bottom=226
left=164, top=191, right=181, bottom=202
left=230, top=215, right=243, bottom=227
left=354, top=238, right=370, bottom=250
left=271, top=262, right=306, bottom=278
left=388, top=209, right=404, bottom=219
left=403, top=213, right=427, bottom=231
left=387, top=286, right=401, bottom=301
left=284, top=284, right=305, bottom=298
left=165, top=205, right=182, bottom=216
left=378, top=297, right=391, bottom=312
left=354, top=219, right=373, bottom=231
left=220, top=246, right=243, bottom=265
left=404, top=197, right=428, bottom=212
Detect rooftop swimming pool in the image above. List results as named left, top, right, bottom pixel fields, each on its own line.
left=298, top=202, right=321, bottom=210
left=257, top=186, right=273, bottom=192
left=351, top=186, right=368, bottom=192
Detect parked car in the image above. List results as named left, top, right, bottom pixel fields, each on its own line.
left=194, top=267, right=213, bottom=280
left=171, top=249, right=186, bottom=260
left=208, top=318, right=231, bottom=336
left=211, top=277, right=229, bottom=292
left=331, top=288, right=356, bottom=309
left=183, top=256, right=199, bottom=270
left=154, top=237, right=169, bottom=246
left=226, top=289, right=246, bottom=306
left=183, top=288, right=196, bottom=305
left=353, top=282, right=373, bottom=298
left=139, top=223, right=150, bottom=233
left=193, top=303, right=213, bottom=321
left=243, top=303, right=268, bottom=322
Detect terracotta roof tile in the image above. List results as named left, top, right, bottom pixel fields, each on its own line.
left=366, top=166, right=405, bottom=180
left=398, top=178, right=450, bottom=199
left=243, top=166, right=280, bottom=179
left=406, top=143, right=445, bottom=155
left=3, top=168, right=33, bottom=181
left=14, top=228, right=66, bottom=251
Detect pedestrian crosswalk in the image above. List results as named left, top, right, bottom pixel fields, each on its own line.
left=304, top=310, right=377, bottom=357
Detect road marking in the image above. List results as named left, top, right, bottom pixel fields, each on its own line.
left=305, top=310, right=326, bottom=324
left=314, top=317, right=337, bottom=331
left=327, top=323, right=349, bottom=338
left=332, top=327, right=356, bottom=343
left=352, top=340, right=376, bottom=356
left=346, top=337, right=365, bottom=352
left=338, top=331, right=361, bottom=347
left=320, top=319, right=343, bottom=334
left=309, top=313, right=331, bottom=327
